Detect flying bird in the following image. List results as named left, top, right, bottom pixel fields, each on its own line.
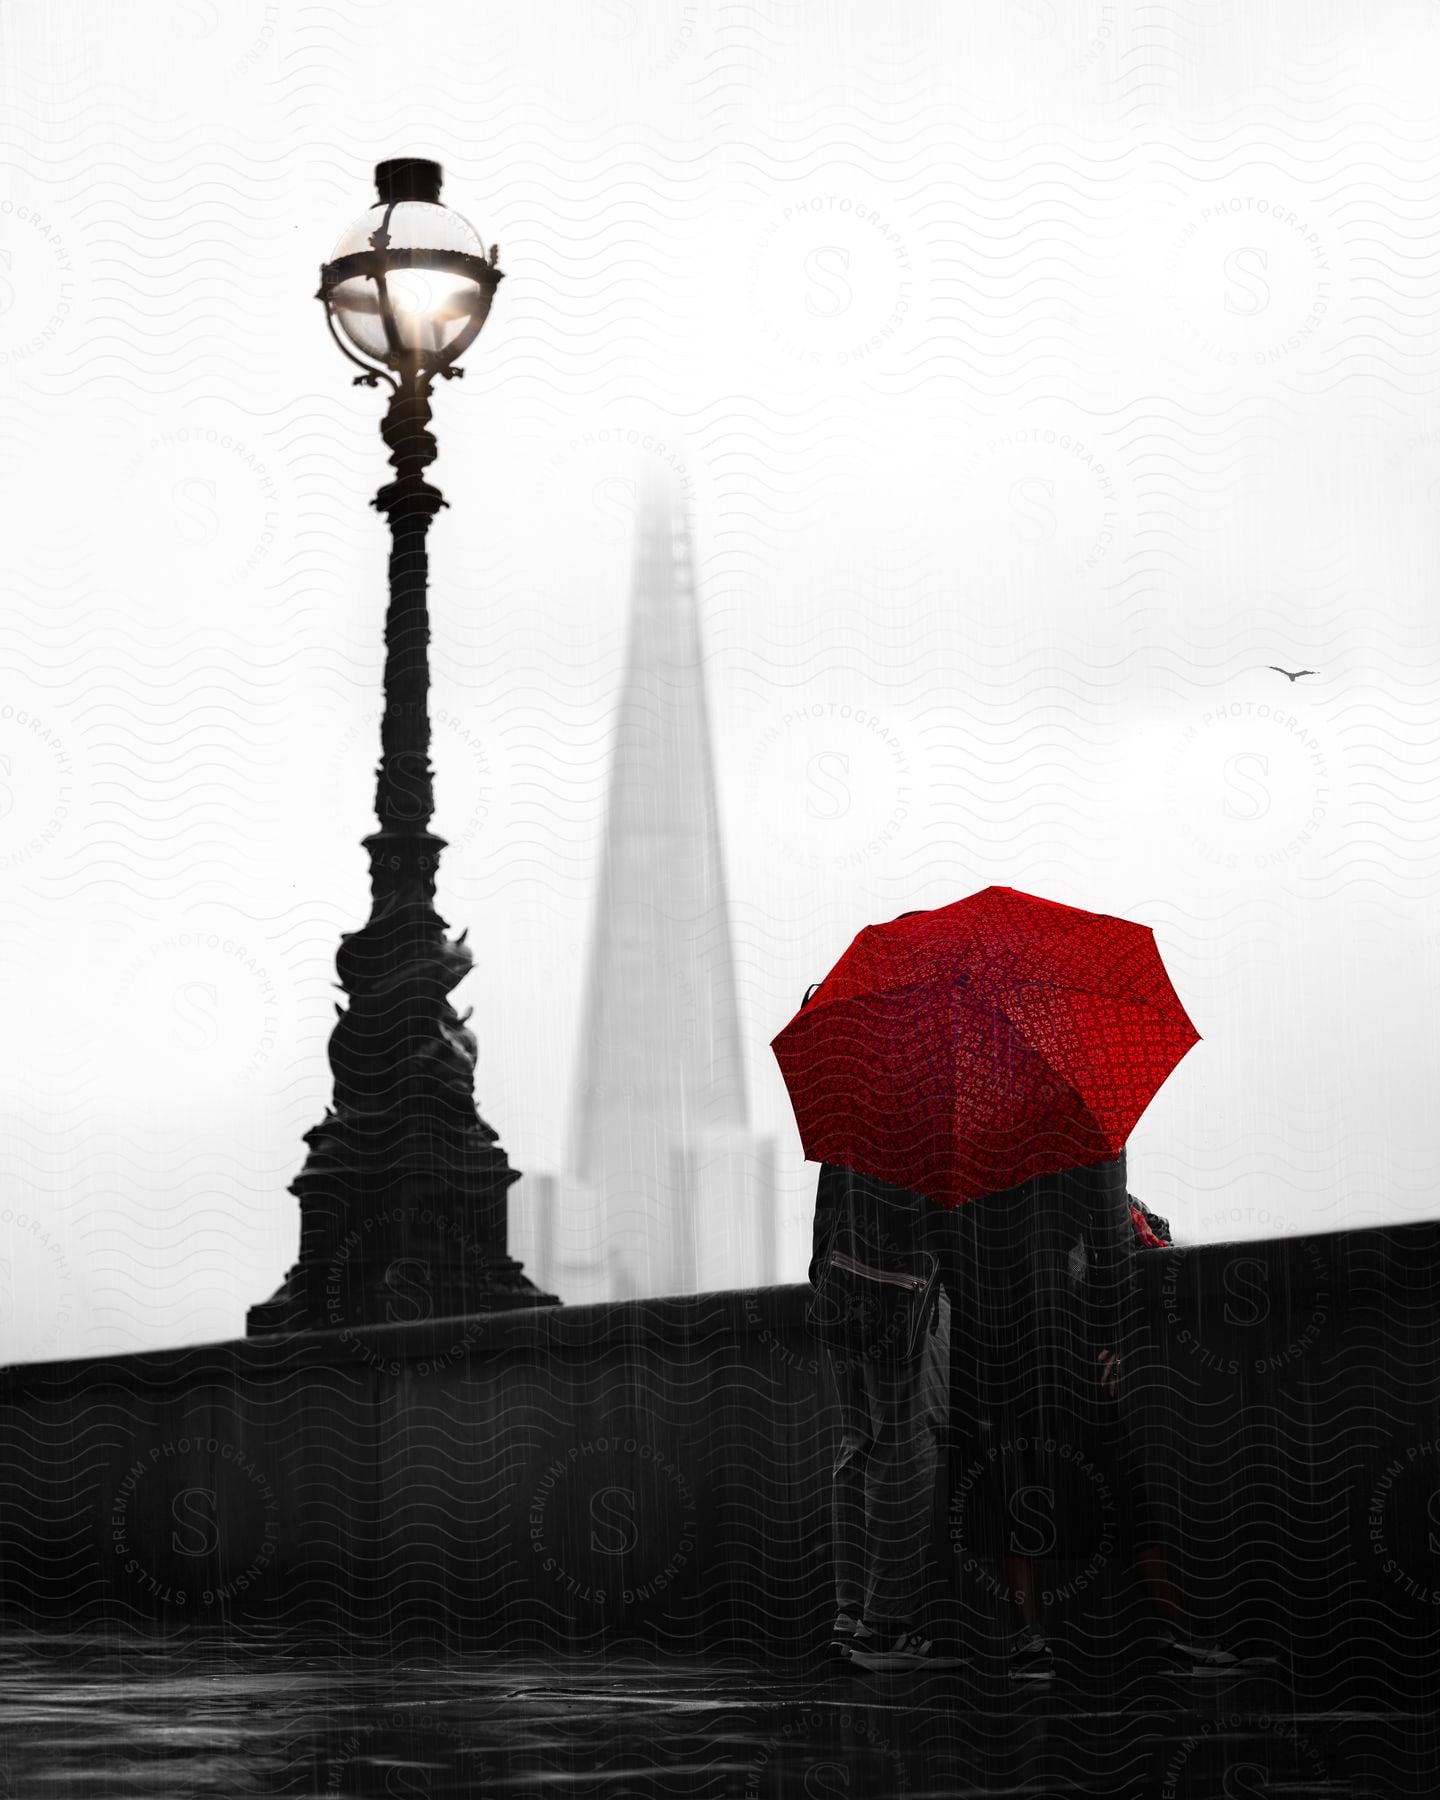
left=1268, top=666, right=1317, bottom=682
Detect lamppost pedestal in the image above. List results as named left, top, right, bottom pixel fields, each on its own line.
left=248, top=159, right=558, bottom=1335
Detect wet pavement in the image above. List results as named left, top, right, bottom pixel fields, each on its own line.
left=0, top=1627, right=1422, bottom=1797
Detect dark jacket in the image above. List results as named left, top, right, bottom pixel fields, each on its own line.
left=807, top=1161, right=944, bottom=1290
left=808, top=1155, right=1141, bottom=1403
left=809, top=1158, right=1161, bottom=1285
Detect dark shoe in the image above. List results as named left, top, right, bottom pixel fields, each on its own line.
left=1007, top=1624, right=1055, bottom=1681
left=829, top=1612, right=875, bottom=1663
left=851, top=1624, right=965, bottom=1672
left=1157, top=1624, right=1239, bottom=1673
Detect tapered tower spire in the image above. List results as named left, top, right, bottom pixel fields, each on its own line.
left=565, top=471, right=767, bottom=1298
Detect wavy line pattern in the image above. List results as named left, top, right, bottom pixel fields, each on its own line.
left=1, top=0, right=1438, bottom=1359
left=2, top=3, right=1439, bottom=1786
left=1, top=1241, right=1439, bottom=1792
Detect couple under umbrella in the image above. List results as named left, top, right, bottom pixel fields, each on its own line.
left=771, top=886, right=1238, bottom=1679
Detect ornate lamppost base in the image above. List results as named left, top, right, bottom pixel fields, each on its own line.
left=247, top=1250, right=558, bottom=1338
left=245, top=831, right=564, bottom=1337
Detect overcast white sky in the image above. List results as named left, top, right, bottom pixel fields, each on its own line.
left=3, top=1, right=1440, bottom=1362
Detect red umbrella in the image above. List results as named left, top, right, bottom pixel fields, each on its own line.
left=770, top=886, right=1200, bottom=1209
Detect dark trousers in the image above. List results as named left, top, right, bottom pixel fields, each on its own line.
left=938, top=1165, right=1161, bottom=1582
left=826, top=1291, right=950, bottom=1628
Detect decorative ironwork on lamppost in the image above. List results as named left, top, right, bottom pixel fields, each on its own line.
left=248, top=158, right=559, bottom=1334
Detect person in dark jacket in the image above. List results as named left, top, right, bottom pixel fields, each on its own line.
left=940, top=1153, right=1140, bottom=1678
left=939, top=1152, right=1237, bottom=1679
left=809, top=1158, right=958, bottom=1672
left=811, top=1147, right=1237, bottom=1679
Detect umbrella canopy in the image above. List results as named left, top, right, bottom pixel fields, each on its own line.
left=770, top=886, right=1200, bottom=1209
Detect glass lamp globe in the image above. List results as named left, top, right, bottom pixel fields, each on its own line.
left=321, top=160, right=500, bottom=376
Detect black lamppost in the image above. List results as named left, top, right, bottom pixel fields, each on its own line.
left=249, top=159, right=558, bottom=1334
